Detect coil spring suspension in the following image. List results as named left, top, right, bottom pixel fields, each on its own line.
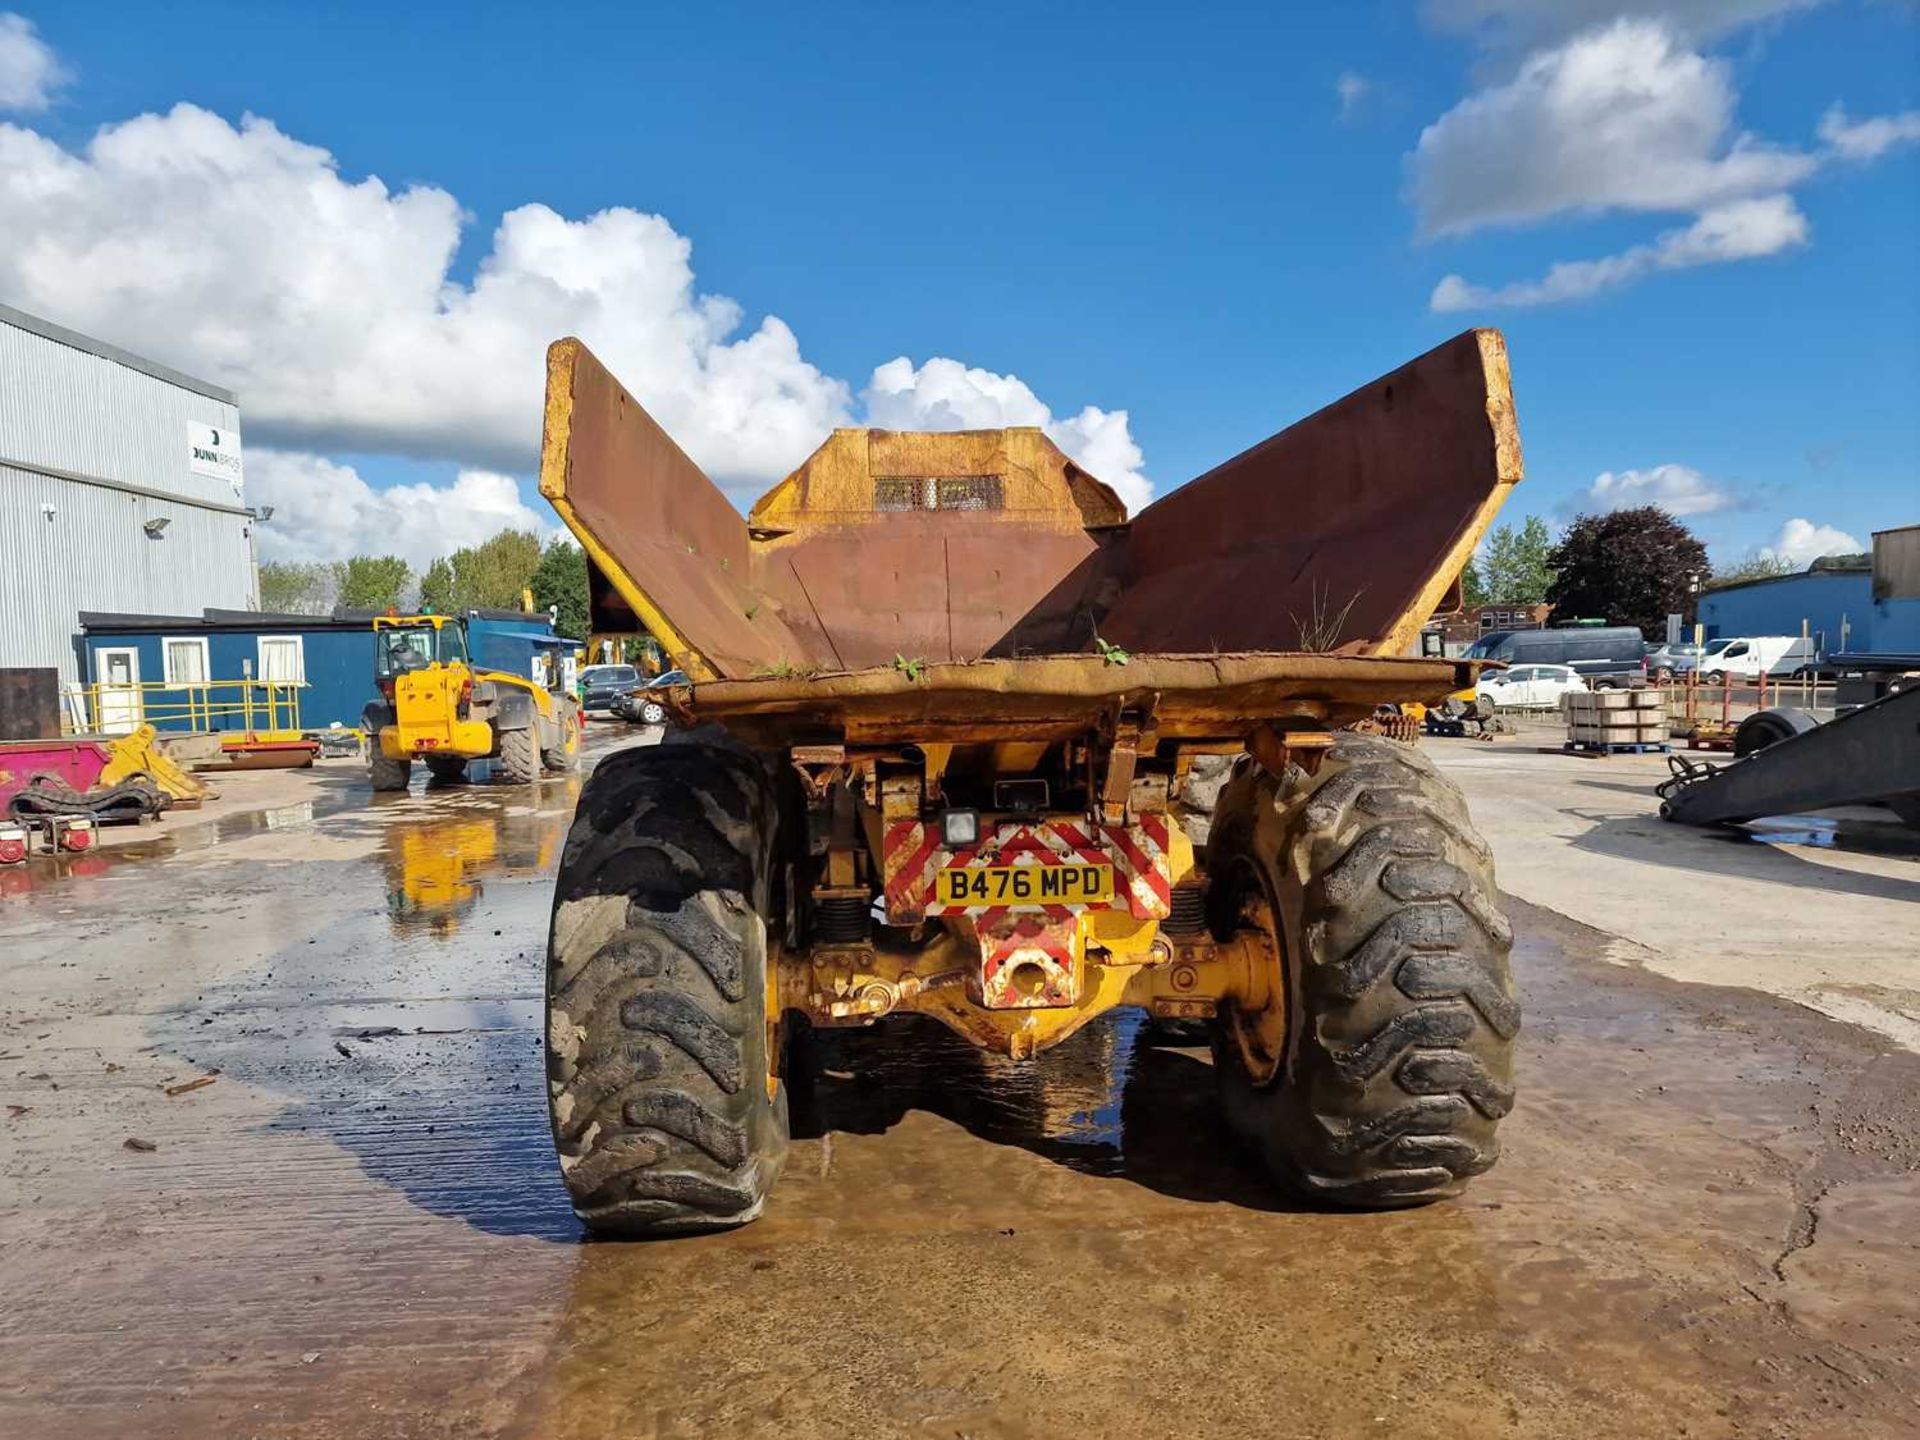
left=1162, top=885, right=1207, bottom=937
left=814, top=894, right=871, bottom=944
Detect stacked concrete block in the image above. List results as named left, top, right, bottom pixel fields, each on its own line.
left=1563, top=688, right=1667, bottom=748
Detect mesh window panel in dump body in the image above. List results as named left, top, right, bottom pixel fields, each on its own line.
left=872, top=475, right=1005, bottom=512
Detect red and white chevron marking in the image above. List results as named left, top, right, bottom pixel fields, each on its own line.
left=978, top=914, right=1078, bottom=1009
left=880, top=815, right=1171, bottom=924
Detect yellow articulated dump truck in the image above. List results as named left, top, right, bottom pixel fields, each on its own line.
left=363, top=614, right=581, bottom=790
left=539, top=329, right=1523, bottom=1235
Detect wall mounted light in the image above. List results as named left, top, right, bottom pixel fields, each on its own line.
left=143, top=517, right=171, bottom=538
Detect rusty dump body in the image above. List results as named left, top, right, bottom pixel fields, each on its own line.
left=539, top=329, right=1521, bottom=1058
left=539, top=328, right=1520, bottom=735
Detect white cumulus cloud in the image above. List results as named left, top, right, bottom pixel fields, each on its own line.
left=1818, top=103, right=1920, bottom=161
left=1567, top=462, right=1735, bottom=518
left=0, top=95, right=1151, bottom=549
left=0, top=12, right=64, bottom=112
left=1413, top=19, right=1813, bottom=236
left=1432, top=193, right=1807, bottom=308
left=1413, top=10, right=1919, bottom=310
left=865, top=357, right=1152, bottom=513
left=248, top=450, right=558, bottom=570
left=0, top=104, right=850, bottom=482
left=1760, top=517, right=1862, bottom=568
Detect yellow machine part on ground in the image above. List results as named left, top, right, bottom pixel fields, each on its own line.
left=98, top=725, right=213, bottom=804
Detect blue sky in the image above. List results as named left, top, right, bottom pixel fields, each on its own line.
left=3, top=0, right=1915, bottom=569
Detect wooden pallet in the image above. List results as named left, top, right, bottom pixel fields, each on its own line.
left=1564, top=739, right=1672, bottom=755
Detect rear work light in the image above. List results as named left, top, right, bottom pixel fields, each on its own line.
left=940, top=809, right=980, bottom=847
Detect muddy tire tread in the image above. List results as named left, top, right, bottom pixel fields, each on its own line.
left=497, top=725, right=539, bottom=785
left=367, top=754, right=411, bottom=792
left=546, top=742, right=786, bottom=1235
left=1211, top=733, right=1516, bottom=1208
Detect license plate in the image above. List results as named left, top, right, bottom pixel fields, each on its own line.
left=936, top=863, right=1113, bottom=907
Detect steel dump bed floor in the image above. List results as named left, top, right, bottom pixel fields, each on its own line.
left=675, top=651, right=1479, bottom=744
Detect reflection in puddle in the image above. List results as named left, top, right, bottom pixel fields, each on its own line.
left=793, top=1013, right=1281, bottom=1208
left=379, top=799, right=567, bottom=936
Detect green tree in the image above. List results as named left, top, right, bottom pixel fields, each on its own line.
left=1478, top=515, right=1556, bottom=604
left=530, top=538, right=590, bottom=639
left=1712, top=552, right=1795, bottom=585
left=1546, top=507, right=1709, bottom=638
left=1459, top=559, right=1490, bottom=608
left=446, top=529, right=543, bottom=611
left=332, top=554, right=413, bottom=611
left=419, top=557, right=455, bottom=615
left=256, top=560, right=334, bottom=615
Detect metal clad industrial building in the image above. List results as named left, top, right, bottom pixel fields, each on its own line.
left=0, top=303, right=254, bottom=683
left=1698, top=535, right=1920, bottom=657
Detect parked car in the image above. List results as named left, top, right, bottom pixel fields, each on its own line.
left=1477, top=663, right=1589, bottom=708
left=579, top=663, right=642, bottom=714
left=1696, top=636, right=1817, bottom=682
left=612, top=669, right=686, bottom=725
left=1643, top=642, right=1707, bottom=681
left=1464, top=625, right=1646, bottom=687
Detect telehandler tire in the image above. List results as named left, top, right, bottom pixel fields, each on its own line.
left=1206, top=733, right=1517, bottom=1207
left=368, top=754, right=411, bottom=792
left=545, top=739, right=788, bottom=1235
left=497, top=725, right=539, bottom=785
left=543, top=709, right=582, bottom=774
left=424, top=756, right=469, bottom=785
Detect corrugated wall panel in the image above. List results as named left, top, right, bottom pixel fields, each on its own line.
left=2, top=312, right=255, bottom=685
left=0, top=462, right=255, bottom=683
left=0, top=318, right=243, bottom=510
left=1872, top=527, right=1920, bottom=604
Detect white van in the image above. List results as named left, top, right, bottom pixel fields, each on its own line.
left=1697, top=636, right=1817, bottom=681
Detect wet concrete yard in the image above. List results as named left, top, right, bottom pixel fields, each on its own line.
left=2, top=738, right=1917, bottom=1438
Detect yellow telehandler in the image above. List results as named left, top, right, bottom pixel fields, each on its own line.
left=362, top=614, right=581, bottom=790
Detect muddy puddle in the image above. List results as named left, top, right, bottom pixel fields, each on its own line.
left=3, top=741, right=1918, bottom=1439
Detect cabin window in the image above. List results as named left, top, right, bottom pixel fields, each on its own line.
left=257, top=635, right=306, bottom=684
left=162, top=637, right=209, bottom=685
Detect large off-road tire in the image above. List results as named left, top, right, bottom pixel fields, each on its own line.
left=368, top=754, right=411, bottom=792
left=424, top=755, right=469, bottom=785
left=1207, top=733, right=1517, bottom=1207
left=497, top=725, right=539, bottom=785
left=546, top=740, right=788, bottom=1235
left=543, top=708, right=582, bottom=774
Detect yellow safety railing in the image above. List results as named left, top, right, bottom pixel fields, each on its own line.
left=64, top=679, right=307, bottom=740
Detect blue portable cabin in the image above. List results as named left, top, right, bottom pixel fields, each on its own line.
left=77, top=607, right=562, bottom=734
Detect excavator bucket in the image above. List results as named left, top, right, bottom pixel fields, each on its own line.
left=538, top=330, right=1520, bottom=685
